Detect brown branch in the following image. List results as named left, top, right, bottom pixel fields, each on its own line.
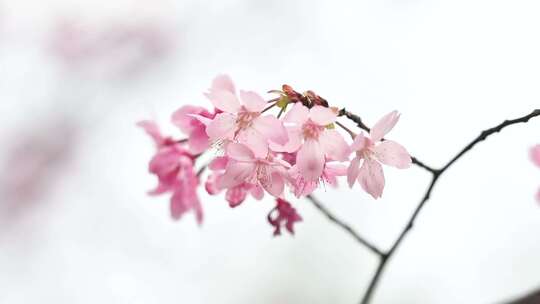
left=440, top=109, right=540, bottom=172
left=310, top=106, right=540, bottom=303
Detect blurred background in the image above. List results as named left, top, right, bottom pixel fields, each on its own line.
left=0, top=0, right=539, bottom=303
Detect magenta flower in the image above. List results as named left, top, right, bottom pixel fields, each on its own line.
left=172, top=105, right=215, bottom=154
left=267, top=198, right=302, bottom=236
left=289, top=162, right=347, bottom=197
left=138, top=120, right=203, bottom=223
left=272, top=102, right=349, bottom=181
left=218, top=143, right=290, bottom=197
left=204, top=75, right=288, bottom=158
left=347, top=111, right=411, bottom=199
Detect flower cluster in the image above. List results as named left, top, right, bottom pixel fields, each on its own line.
left=139, top=75, right=412, bottom=235
left=531, top=145, right=540, bottom=202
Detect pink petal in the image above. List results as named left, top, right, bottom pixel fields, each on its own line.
left=283, top=102, right=309, bottom=125
left=171, top=105, right=209, bottom=134
left=374, top=140, right=411, bottom=169
left=347, top=156, right=361, bottom=188
left=218, top=161, right=256, bottom=189
left=137, top=120, right=164, bottom=145
left=208, top=90, right=241, bottom=113
left=269, top=127, right=302, bottom=153
left=250, top=184, right=264, bottom=200
left=205, top=173, right=222, bottom=195
left=237, top=128, right=268, bottom=159
left=206, top=113, right=237, bottom=141
left=530, top=145, right=540, bottom=167
left=296, top=139, right=325, bottom=181
left=357, top=158, right=385, bottom=199
left=309, top=106, right=338, bottom=126
left=148, top=182, right=170, bottom=196
left=273, top=157, right=292, bottom=169
left=324, top=163, right=347, bottom=187
left=210, top=74, right=236, bottom=94
left=252, top=115, right=288, bottom=145
left=536, top=187, right=540, bottom=203
left=170, top=187, right=203, bottom=224
left=262, top=171, right=285, bottom=197
left=319, top=129, right=350, bottom=161
left=350, top=133, right=369, bottom=152
left=148, top=147, right=184, bottom=178
left=240, top=90, right=267, bottom=113
left=226, top=186, right=247, bottom=208
left=187, top=127, right=209, bottom=154
left=370, top=110, right=400, bottom=142
left=226, top=142, right=255, bottom=161
left=170, top=189, right=187, bottom=220
left=208, top=156, right=229, bottom=170
left=189, top=114, right=213, bottom=127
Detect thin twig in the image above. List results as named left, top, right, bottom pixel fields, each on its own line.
left=306, top=194, right=384, bottom=257
left=441, top=109, right=540, bottom=172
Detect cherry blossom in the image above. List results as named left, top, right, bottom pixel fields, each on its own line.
left=138, top=75, right=416, bottom=234
left=218, top=143, right=290, bottom=197
left=138, top=120, right=203, bottom=223
left=267, top=198, right=302, bottom=236
left=347, top=111, right=411, bottom=199
left=272, top=102, right=349, bottom=181
left=204, top=75, right=288, bottom=157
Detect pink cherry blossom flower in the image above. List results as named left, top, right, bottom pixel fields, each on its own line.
left=346, top=111, right=411, bottom=199
left=530, top=144, right=540, bottom=168
left=204, top=75, right=288, bottom=158
left=289, top=162, right=347, bottom=197
left=218, top=143, right=290, bottom=197
left=205, top=156, right=264, bottom=207
left=138, top=120, right=203, bottom=223
left=267, top=198, right=302, bottom=236
left=172, top=105, right=215, bottom=154
left=272, top=102, right=349, bottom=181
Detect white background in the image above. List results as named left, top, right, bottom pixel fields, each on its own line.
left=0, top=0, right=539, bottom=303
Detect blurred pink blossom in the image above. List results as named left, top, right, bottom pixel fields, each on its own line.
left=0, top=119, right=77, bottom=218
left=138, top=120, right=203, bottom=223
left=50, top=19, right=175, bottom=78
